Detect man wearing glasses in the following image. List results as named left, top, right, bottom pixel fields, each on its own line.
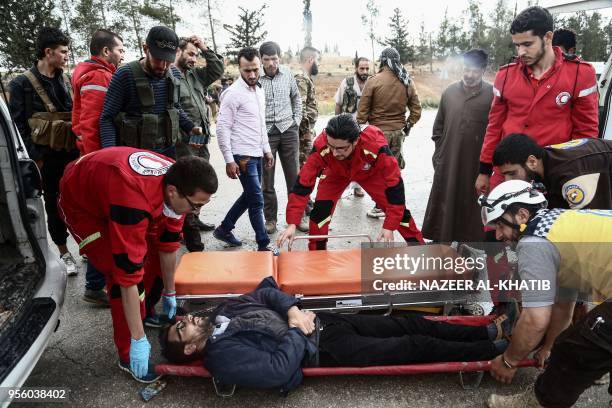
left=58, top=147, right=218, bottom=383
left=277, top=114, right=423, bottom=250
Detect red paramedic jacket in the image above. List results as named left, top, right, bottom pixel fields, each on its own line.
left=71, top=56, right=116, bottom=155
left=479, top=46, right=598, bottom=175
left=60, top=147, right=184, bottom=287
left=286, top=125, right=406, bottom=231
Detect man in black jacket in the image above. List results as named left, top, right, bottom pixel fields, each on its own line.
left=160, top=277, right=516, bottom=394
left=9, top=27, right=80, bottom=275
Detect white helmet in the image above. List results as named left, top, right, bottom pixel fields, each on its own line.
left=479, top=180, right=547, bottom=227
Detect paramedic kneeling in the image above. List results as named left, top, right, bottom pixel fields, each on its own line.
left=160, top=277, right=517, bottom=394
left=277, top=113, right=423, bottom=250
left=479, top=180, right=612, bottom=408
left=59, top=147, right=218, bottom=382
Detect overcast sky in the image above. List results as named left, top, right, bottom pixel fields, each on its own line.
left=174, top=0, right=611, bottom=58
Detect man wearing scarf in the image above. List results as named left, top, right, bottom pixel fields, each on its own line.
left=356, top=47, right=422, bottom=219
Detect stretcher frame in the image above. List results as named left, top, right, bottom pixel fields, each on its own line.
left=176, top=234, right=483, bottom=314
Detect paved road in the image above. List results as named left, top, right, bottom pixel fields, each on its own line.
left=23, top=111, right=608, bottom=407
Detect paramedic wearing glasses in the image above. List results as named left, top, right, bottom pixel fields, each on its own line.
left=278, top=113, right=423, bottom=250
left=58, top=147, right=218, bottom=382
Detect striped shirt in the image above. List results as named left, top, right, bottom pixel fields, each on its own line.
left=259, top=65, right=302, bottom=133
left=99, top=62, right=194, bottom=148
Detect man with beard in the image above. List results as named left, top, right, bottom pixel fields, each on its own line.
left=259, top=41, right=302, bottom=234
left=475, top=6, right=598, bottom=197
left=335, top=57, right=371, bottom=197
left=478, top=180, right=612, bottom=407
left=356, top=47, right=422, bottom=219
left=99, top=26, right=204, bottom=159
left=160, top=277, right=516, bottom=393
left=172, top=36, right=224, bottom=254
left=422, top=49, right=493, bottom=243
left=493, top=134, right=612, bottom=210
left=294, top=46, right=320, bottom=232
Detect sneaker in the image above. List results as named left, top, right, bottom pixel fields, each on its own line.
left=83, top=289, right=109, bottom=307
left=213, top=227, right=242, bottom=247
left=265, top=220, right=277, bottom=234
left=258, top=244, right=280, bottom=256
left=195, top=218, right=215, bottom=231
left=118, top=360, right=162, bottom=384
left=354, top=187, right=365, bottom=197
left=366, top=207, right=385, bottom=219
left=487, top=385, right=541, bottom=408
left=60, top=252, right=78, bottom=276
left=297, top=215, right=309, bottom=233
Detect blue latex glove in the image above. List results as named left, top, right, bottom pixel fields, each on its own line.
left=130, top=336, right=151, bottom=379
left=162, top=293, right=177, bottom=319
left=189, top=133, right=205, bottom=145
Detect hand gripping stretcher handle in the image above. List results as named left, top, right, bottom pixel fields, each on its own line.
left=287, top=233, right=373, bottom=251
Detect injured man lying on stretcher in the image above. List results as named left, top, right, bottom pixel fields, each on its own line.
left=160, top=277, right=518, bottom=393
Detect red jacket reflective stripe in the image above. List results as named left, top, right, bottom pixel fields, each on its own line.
left=60, top=147, right=183, bottom=287
left=286, top=125, right=406, bottom=230
left=71, top=56, right=116, bottom=155
left=479, top=46, right=598, bottom=172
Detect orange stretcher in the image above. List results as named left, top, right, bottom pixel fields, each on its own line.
left=175, top=235, right=483, bottom=312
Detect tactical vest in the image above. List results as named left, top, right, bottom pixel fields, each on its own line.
left=523, top=208, right=612, bottom=298
left=23, top=70, right=76, bottom=151
left=341, top=76, right=360, bottom=114
left=115, top=60, right=180, bottom=151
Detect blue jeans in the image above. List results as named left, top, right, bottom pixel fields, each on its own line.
left=85, top=262, right=106, bottom=291
left=220, top=155, right=269, bottom=248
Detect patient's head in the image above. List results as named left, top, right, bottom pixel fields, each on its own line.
left=160, top=314, right=213, bottom=363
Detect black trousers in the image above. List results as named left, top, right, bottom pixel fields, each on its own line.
left=317, top=312, right=498, bottom=367
left=535, top=302, right=612, bottom=408
left=41, top=149, right=79, bottom=246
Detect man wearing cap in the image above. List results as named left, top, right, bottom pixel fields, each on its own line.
left=99, top=26, right=204, bottom=159
left=422, top=49, right=493, bottom=243
left=356, top=47, right=422, bottom=219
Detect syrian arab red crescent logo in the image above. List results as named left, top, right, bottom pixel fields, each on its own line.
left=128, top=152, right=172, bottom=176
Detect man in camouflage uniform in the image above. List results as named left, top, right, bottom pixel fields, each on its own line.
left=174, top=35, right=225, bottom=251
left=294, top=46, right=320, bottom=232
left=356, top=47, right=422, bottom=218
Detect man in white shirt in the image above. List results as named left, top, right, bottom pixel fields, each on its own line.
left=214, top=47, right=276, bottom=253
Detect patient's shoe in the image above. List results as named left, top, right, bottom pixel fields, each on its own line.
left=118, top=360, right=162, bottom=384
left=489, top=299, right=519, bottom=340
left=487, top=385, right=541, bottom=408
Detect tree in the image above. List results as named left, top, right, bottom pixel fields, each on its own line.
left=435, top=8, right=450, bottom=58
left=0, top=0, right=61, bottom=71
left=70, top=0, right=128, bottom=58
left=303, top=0, right=312, bottom=47
left=381, top=8, right=413, bottom=64
left=140, top=0, right=181, bottom=31
left=200, top=0, right=221, bottom=52
left=116, top=0, right=146, bottom=56
left=223, top=5, right=268, bottom=60
left=466, top=0, right=488, bottom=49
left=416, top=21, right=430, bottom=65
left=361, top=0, right=379, bottom=65
left=486, top=0, right=514, bottom=67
